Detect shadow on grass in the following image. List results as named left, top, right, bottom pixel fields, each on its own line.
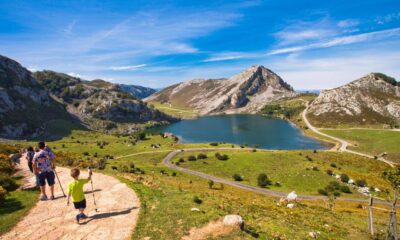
left=80, top=207, right=138, bottom=225
left=0, top=197, right=24, bottom=215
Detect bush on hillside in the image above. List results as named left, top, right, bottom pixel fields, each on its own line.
left=193, top=196, right=202, bottom=204
left=232, top=174, right=243, bottom=181
left=355, top=179, right=367, bottom=187
left=215, top=153, right=229, bottom=160
left=257, top=173, right=272, bottom=188
left=326, top=169, right=333, bottom=176
left=197, top=153, right=207, bottom=159
left=330, top=163, right=337, bottom=168
left=0, top=174, right=18, bottom=191
left=340, top=174, right=350, bottom=183
left=340, top=185, right=352, bottom=193
left=0, top=154, right=14, bottom=174
left=188, top=155, right=197, bottom=161
left=210, top=142, right=219, bottom=146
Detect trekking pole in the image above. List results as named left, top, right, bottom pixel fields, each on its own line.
left=54, top=170, right=66, bottom=197
left=89, top=167, right=98, bottom=212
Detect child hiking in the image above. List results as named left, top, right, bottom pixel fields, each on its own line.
left=33, top=141, right=56, bottom=200
left=67, top=168, right=92, bottom=224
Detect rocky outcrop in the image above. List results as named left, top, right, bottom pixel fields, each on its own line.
left=308, top=73, right=400, bottom=126
left=34, top=70, right=175, bottom=133
left=146, top=65, right=295, bottom=114
left=0, top=55, right=79, bottom=139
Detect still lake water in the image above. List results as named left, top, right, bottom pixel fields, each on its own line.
left=153, top=114, right=326, bottom=150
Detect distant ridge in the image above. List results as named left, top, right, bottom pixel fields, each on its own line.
left=308, top=73, right=400, bottom=127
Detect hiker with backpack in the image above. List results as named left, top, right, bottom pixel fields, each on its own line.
left=33, top=141, right=57, bottom=200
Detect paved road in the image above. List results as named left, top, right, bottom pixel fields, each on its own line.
left=301, top=102, right=396, bottom=167
left=162, top=149, right=393, bottom=205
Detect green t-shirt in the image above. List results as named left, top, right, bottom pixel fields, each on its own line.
left=67, top=179, right=90, bottom=202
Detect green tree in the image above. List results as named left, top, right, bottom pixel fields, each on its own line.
left=257, top=173, right=272, bottom=188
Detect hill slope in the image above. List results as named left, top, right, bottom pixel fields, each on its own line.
left=146, top=65, right=295, bottom=115
left=33, top=71, right=175, bottom=133
left=119, top=84, right=156, bottom=99
left=0, top=55, right=82, bottom=139
left=307, top=73, right=400, bottom=127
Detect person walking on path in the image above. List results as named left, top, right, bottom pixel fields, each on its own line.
left=67, top=168, right=92, bottom=224
left=26, top=146, right=35, bottom=173
left=33, top=141, right=56, bottom=200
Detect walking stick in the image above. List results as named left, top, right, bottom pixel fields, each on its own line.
left=89, top=167, right=98, bottom=212
left=54, top=170, right=66, bottom=197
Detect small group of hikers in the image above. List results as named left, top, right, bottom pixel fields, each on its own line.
left=25, top=141, right=93, bottom=223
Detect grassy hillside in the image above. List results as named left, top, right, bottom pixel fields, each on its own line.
left=11, top=131, right=394, bottom=239
left=175, top=150, right=391, bottom=198
left=321, top=129, right=400, bottom=163
left=148, top=102, right=198, bottom=119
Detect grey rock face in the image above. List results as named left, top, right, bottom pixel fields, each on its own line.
left=146, top=65, right=295, bottom=115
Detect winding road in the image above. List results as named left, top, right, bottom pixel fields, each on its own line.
left=302, top=101, right=396, bottom=167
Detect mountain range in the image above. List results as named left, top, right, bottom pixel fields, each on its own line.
left=1, top=53, right=399, bottom=139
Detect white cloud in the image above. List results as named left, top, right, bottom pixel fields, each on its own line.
left=337, top=19, right=359, bottom=28
left=67, top=72, right=84, bottom=78
left=110, top=64, right=147, bottom=71
left=202, top=54, right=244, bottom=62
left=375, top=12, right=400, bottom=25
left=64, top=20, right=77, bottom=35
left=268, top=27, right=400, bottom=55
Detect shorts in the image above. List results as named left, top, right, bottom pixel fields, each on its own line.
left=73, top=199, right=87, bottom=209
left=38, top=171, right=55, bottom=187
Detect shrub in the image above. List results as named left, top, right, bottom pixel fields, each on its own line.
left=172, top=172, right=177, bottom=177
left=0, top=154, right=14, bottom=174
left=326, top=169, right=333, bottom=175
left=312, top=166, right=319, bottom=171
left=188, top=155, right=197, bottom=161
left=340, top=185, right=352, bottom=193
left=318, top=189, right=328, bottom=195
left=0, top=186, right=6, bottom=202
left=0, top=174, right=18, bottom=191
left=340, top=174, right=350, bottom=183
left=275, top=182, right=282, bottom=187
left=257, top=173, right=272, bottom=187
left=208, top=180, right=214, bottom=189
left=210, top=142, right=219, bottom=146
left=333, top=191, right=341, bottom=197
left=83, top=152, right=89, bottom=156
left=232, top=174, right=243, bottom=181
left=178, top=158, right=185, bottom=163
left=313, top=150, right=318, bottom=153
left=330, top=163, right=337, bottom=168
left=355, top=179, right=367, bottom=187
left=193, top=196, right=202, bottom=204
left=129, top=163, right=135, bottom=169
left=197, top=153, right=207, bottom=159
left=215, top=153, right=229, bottom=160
left=306, top=156, right=312, bottom=161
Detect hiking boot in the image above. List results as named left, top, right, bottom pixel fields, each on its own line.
left=40, top=195, right=48, bottom=201
left=50, top=195, right=55, bottom=200
left=76, top=214, right=80, bottom=224
left=80, top=213, right=87, bottom=219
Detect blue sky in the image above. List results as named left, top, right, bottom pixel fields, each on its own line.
left=0, top=0, right=399, bottom=89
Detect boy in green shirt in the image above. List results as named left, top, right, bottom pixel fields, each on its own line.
left=67, top=168, right=92, bottom=223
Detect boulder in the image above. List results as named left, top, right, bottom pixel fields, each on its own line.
left=191, top=208, right=200, bottom=212
left=287, top=203, right=295, bottom=208
left=223, top=215, right=244, bottom=229
left=286, top=191, right=298, bottom=201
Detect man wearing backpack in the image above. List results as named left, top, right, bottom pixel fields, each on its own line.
left=33, top=141, right=56, bottom=200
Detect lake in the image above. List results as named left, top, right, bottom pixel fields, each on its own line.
left=152, top=114, right=326, bottom=150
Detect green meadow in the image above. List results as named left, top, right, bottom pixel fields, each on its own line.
left=322, top=129, right=400, bottom=163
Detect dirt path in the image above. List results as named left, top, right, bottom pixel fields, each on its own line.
left=1, top=155, right=140, bottom=240
left=301, top=102, right=396, bottom=167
